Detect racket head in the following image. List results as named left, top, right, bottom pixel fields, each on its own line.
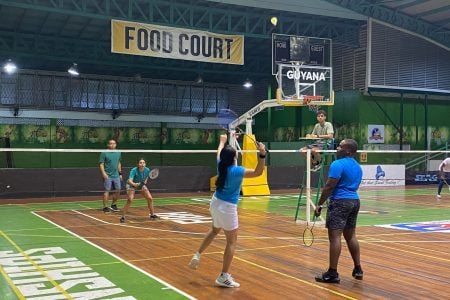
left=216, top=109, right=238, bottom=131
left=149, top=168, right=159, bottom=179
left=302, top=227, right=314, bottom=247
left=234, top=126, right=258, bottom=146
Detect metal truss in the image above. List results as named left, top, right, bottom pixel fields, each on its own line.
left=323, top=0, right=450, bottom=49
left=0, top=0, right=361, bottom=45
left=0, top=30, right=269, bottom=81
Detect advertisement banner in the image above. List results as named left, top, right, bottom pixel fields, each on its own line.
left=360, top=164, right=405, bottom=187
left=368, top=124, right=384, bottom=143
left=112, top=19, right=244, bottom=65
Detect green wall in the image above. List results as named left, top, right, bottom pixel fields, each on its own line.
left=1, top=91, right=448, bottom=169
left=0, top=121, right=219, bottom=169
left=333, top=90, right=449, bottom=150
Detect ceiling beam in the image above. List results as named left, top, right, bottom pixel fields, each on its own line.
left=0, top=30, right=272, bottom=82
left=323, top=0, right=450, bottom=48
left=0, top=0, right=361, bottom=46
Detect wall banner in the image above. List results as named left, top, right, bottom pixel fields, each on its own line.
left=360, top=164, right=405, bottom=187
left=368, top=124, right=384, bottom=143
left=111, top=19, right=244, bottom=65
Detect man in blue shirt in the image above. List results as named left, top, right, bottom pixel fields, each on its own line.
left=314, top=139, right=363, bottom=283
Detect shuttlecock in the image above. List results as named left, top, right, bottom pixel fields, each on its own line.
left=270, top=17, right=278, bottom=26
left=6, top=185, right=10, bottom=189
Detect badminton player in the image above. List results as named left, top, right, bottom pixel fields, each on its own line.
left=120, top=158, right=159, bottom=223
left=437, top=157, right=450, bottom=198
left=99, top=139, right=122, bottom=212
left=188, top=134, right=266, bottom=288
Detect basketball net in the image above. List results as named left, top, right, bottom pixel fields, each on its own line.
left=302, top=95, right=323, bottom=113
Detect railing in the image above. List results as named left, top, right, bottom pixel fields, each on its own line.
left=405, top=142, right=449, bottom=171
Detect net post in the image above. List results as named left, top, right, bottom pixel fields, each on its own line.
left=306, top=149, right=311, bottom=223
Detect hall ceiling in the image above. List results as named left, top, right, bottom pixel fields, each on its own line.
left=8, top=0, right=449, bottom=84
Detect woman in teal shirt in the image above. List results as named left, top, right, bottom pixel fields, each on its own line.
left=120, top=158, right=159, bottom=223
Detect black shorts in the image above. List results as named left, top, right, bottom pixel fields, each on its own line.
left=326, top=199, right=360, bottom=230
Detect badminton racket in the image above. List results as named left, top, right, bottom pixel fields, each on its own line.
left=302, top=206, right=322, bottom=247
left=216, top=108, right=261, bottom=148
left=443, top=178, right=450, bottom=191
left=128, top=168, right=159, bottom=191
left=148, top=168, right=159, bottom=180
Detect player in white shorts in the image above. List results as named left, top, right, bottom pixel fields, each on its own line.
left=188, top=134, right=266, bottom=288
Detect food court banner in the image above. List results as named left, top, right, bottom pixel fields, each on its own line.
left=111, top=19, right=244, bottom=65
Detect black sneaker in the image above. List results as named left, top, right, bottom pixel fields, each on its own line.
left=119, top=217, right=125, bottom=223
left=150, top=214, right=160, bottom=219
left=110, top=204, right=120, bottom=212
left=352, top=268, right=363, bottom=280
left=103, top=207, right=111, bottom=213
left=315, top=271, right=340, bottom=284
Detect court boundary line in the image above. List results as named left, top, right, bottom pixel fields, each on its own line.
left=32, top=211, right=196, bottom=300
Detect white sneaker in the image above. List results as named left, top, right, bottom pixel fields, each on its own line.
left=215, top=273, right=240, bottom=288
left=188, top=252, right=200, bottom=270
left=436, top=194, right=442, bottom=198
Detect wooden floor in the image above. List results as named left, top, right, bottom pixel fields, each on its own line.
left=36, top=198, right=450, bottom=300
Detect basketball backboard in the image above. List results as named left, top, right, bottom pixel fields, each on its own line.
left=276, top=63, right=333, bottom=107
left=272, top=34, right=331, bottom=75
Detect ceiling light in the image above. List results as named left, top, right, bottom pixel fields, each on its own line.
left=195, top=75, right=203, bottom=84
left=243, top=79, right=253, bottom=88
left=68, top=63, right=79, bottom=76
left=270, top=17, right=278, bottom=26
left=3, top=59, right=17, bottom=74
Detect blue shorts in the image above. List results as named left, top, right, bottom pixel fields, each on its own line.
left=306, top=143, right=325, bottom=150
left=104, top=177, right=121, bottom=191
left=326, top=199, right=360, bottom=230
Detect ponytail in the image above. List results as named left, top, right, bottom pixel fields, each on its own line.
left=215, top=145, right=236, bottom=190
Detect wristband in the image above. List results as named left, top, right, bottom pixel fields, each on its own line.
left=259, top=154, right=266, bottom=159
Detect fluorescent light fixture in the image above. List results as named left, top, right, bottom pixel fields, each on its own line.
left=68, top=63, right=79, bottom=76
left=195, top=75, right=203, bottom=84
left=3, top=59, right=17, bottom=74
left=243, top=79, right=253, bottom=88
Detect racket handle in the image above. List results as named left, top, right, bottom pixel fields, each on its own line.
left=314, top=205, right=322, bottom=217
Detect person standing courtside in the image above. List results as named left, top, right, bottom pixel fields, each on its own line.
left=314, top=139, right=363, bottom=283
left=437, top=157, right=450, bottom=198
left=188, top=134, right=266, bottom=288
left=300, top=110, right=334, bottom=172
left=99, top=139, right=122, bottom=212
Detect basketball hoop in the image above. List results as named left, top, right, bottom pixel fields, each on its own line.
left=303, top=95, right=323, bottom=113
